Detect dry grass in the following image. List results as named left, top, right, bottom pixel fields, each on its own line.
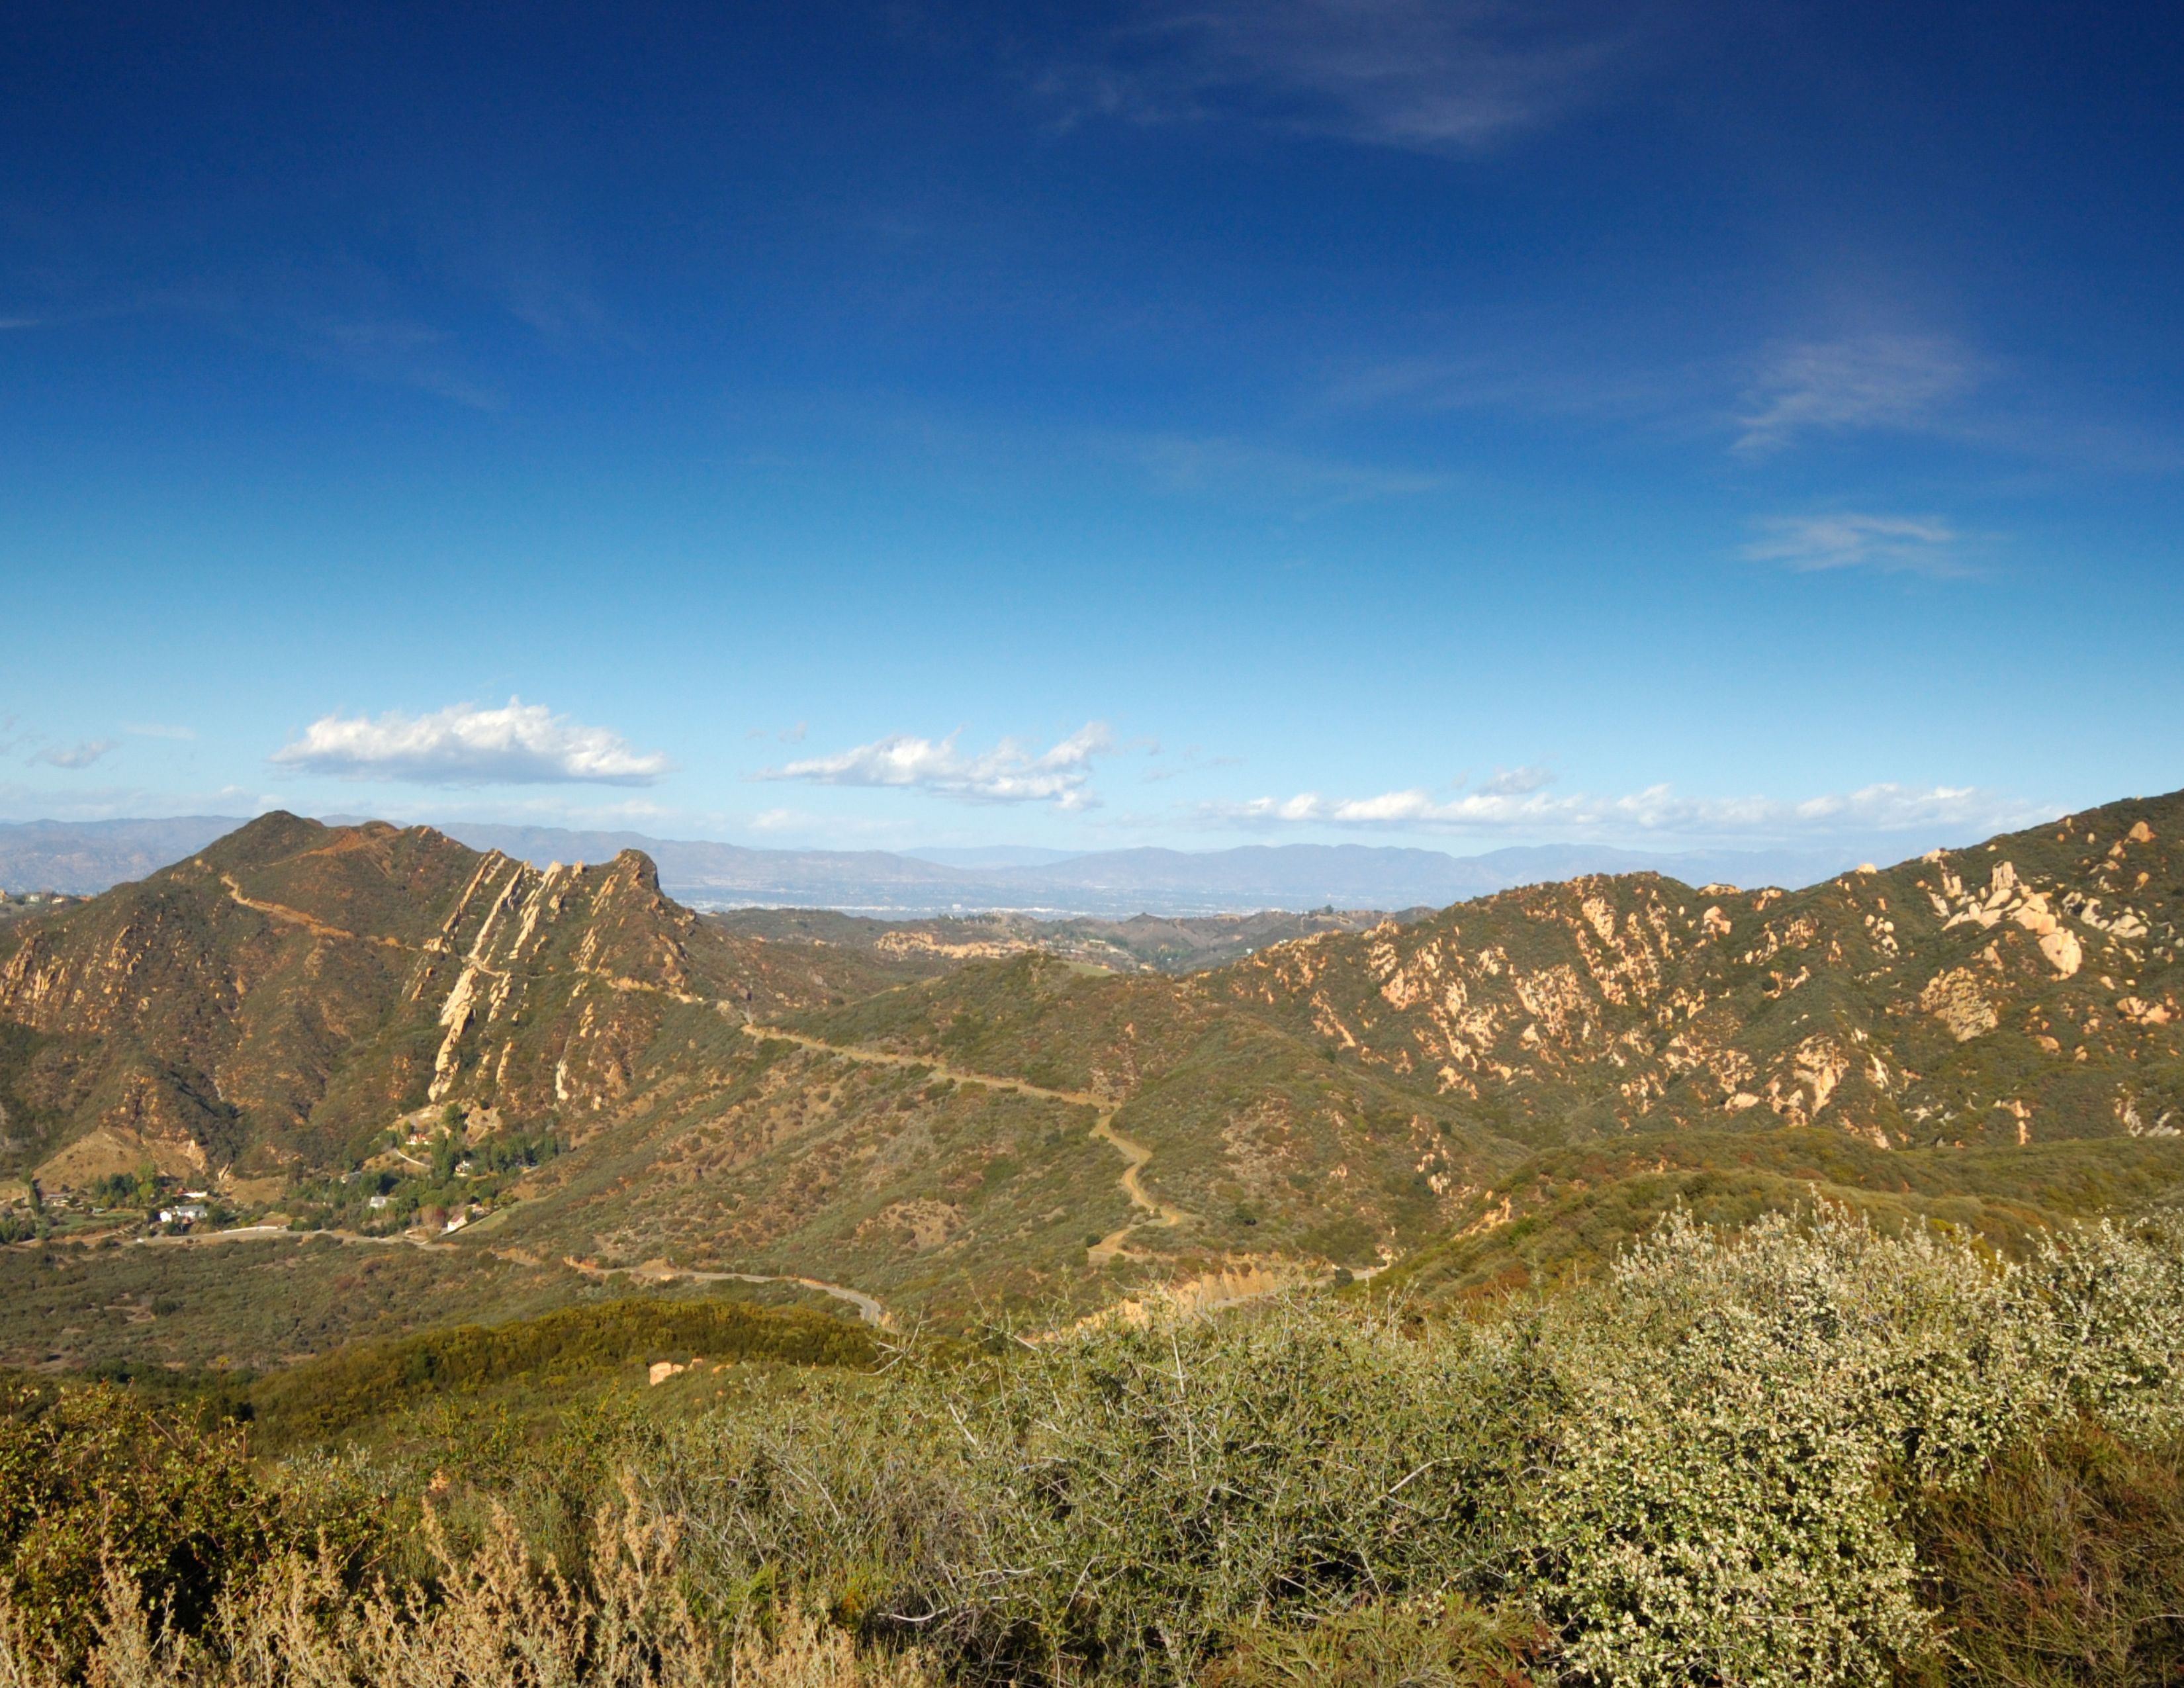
left=0, top=1488, right=933, bottom=1688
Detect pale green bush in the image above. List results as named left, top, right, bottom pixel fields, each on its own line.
left=1529, top=1207, right=2184, bottom=1688
left=2022, top=1213, right=2184, bottom=1442
left=1533, top=1212, right=2030, bottom=1687
left=643, top=1207, right=2184, bottom=1687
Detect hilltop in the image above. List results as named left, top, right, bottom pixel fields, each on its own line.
left=0, top=813, right=936, bottom=1189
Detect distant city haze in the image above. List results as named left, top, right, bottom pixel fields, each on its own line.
left=4, top=814, right=1895, bottom=915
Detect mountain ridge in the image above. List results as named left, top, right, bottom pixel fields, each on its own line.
left=1, top=792, right=2177, bottom=1352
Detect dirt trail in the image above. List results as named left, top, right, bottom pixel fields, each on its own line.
left=219, top=874, right=404, bottom=949
left=741, top=1022, right=1189, bottom=1262
left=136, top=1223, right=449, bottom=1252
left=130, top=1222, right=893, bottom=1328
left=562, top=1256, right=889, bottom=1328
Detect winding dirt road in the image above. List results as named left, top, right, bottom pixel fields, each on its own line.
left=562, top=1255, right=891, bottom=1328
left=739, top=1022, right=1190, bottom=1262
left=116, top=1020, right=1195, bottom=1339
left=130, top=1219, right=894, bottom=1328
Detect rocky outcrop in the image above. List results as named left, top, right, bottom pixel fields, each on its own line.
left=0, top=817, right=875, bottom=1185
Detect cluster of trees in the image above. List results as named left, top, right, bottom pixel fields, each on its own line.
left=283, top=1115, right=561, bottom=1237
left=84, top=1168, right=166, bottom=1211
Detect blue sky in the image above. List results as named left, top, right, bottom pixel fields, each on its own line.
left=4, top=0, right=2181, bottom=858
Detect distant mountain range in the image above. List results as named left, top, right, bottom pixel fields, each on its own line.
left=2, top=816, right=1873, bottom=915
left=0, top=818, right=249, bottom=898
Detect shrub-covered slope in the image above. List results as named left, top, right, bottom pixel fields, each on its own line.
left=683, top=789, right=2183, bottom=1291
left=1210, top=789, right=2181, bottom=1151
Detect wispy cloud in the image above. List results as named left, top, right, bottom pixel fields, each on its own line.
left=1109, top=432, right=1449, bottom=514
left=300, top=319, right=504, bottom=411
left=271, top=699, right=672, bottom=786
left=764, top=724, right=1115, bottom=810
left=1478, top=763, right=1556, bottom=796
left=1742, top=513, right=1969, bottom=577
left=1734, top=334, right=1979, bottom=457
left=1205, top=777, right=2052, bottom=844
left=1044, top=0, right=1661, bottom=154
left=34, top=740, right=116, bottom=771
left=1320, top=330, right=1709, bottom=425
left=1142, top=743, right=1246, bottom=785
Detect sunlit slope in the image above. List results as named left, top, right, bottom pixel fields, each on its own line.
left=589, top=790, right=2177, bottom=1297
left=0, top=814, right=930, bottom=1184
left=1208, top=788, right=2181, bottom=1150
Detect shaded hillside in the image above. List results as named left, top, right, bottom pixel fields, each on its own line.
left=1369, top=1127, right=2184, bottom=1304
left=250, top=1292, right=875, bottom=1449
left=0, top=814, right=938, bottom=1186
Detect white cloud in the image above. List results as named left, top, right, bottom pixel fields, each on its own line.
left=1743, top=513, right=1968, bottom=577
left=764, top=724, right=1115, bottom=810
left=271, top=699, right=671, bottom=786
left=35, top=740, right=116, bottom=771
left=1735, top=334, right=1978, bottom=456
left=1206, top=780, right=2054, bottom=844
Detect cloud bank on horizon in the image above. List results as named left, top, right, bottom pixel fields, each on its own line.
left=1204, top=778, right=2056, bottom=847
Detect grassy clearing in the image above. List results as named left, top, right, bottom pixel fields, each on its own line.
left=249, top=1295, right=878, bottom=1451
